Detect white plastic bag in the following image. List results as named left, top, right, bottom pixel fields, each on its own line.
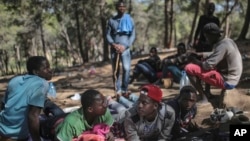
left=179, top=70, right=190, bottom=90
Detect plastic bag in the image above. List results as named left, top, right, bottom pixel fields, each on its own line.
left=179, top=70, right=190, bottom=90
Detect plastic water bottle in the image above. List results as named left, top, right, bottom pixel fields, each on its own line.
left=48, top=82, right=56, bottom=98
left=179, top=71, right=190, bottom=90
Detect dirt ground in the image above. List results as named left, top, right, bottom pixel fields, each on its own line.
left=0, top=40, right=250, bottom=131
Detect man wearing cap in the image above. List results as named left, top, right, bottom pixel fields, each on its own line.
left=106, top=0, right=136, bottom=97
left=185, top=22, right=243, bottom=108
left=123, top=84, right=175, bottom=141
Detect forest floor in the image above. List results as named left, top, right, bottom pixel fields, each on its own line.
left=0, top=40, right=250, bottom=133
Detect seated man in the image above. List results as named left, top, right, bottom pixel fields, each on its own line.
left=161, top=42, right=188, bottom=84
left=0, top=56, right=53, bottom=141
left=55, top=89, right=114, bottom=141
left=185, top=23, right=243, bottom=108
left=122, top=84, right=175, bottom=141
left=129, top=47, right=161, bottom=84
left=167, top=86, right=199, bottom=140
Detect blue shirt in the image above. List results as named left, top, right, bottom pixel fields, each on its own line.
left=0, top=74, right=49, bottom=139
left=106, top=13, right=136, bottom=50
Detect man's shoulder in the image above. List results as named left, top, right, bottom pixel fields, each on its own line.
left=125, top=106, right=140, bottom=123
left=63, top=108, right=82, bottom=122
left=159, top=103, right=175, bottom=120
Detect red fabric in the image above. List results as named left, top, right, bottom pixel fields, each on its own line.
left=72, top=123, right=110, bottom=141
left=156, top=72, right=173, bottom=79
left=156, top=72, right=162, bottom=79
left=185, top=63, right=225, bottom=89
left=140, top=84, right=162, bottom=102
left=83, top=123, right=110, bottom=136
left=72, top=134, right=105, bottom=141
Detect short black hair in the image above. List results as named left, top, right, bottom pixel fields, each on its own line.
left=81, top=89, right=101, bottom=110
left=26, top=56, right=47, bottom=75
left=116, top=0, right=126, bottom=7
left=177, top=42, right=186, bottom=49
left=208, top=2, right=215, bottom=9
left=179, top=85, right=197, bottom=98
left=150, top=47, right=157, bottom=53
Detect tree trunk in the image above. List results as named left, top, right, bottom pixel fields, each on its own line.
left=220, top=0, right=238, bottom=27
left=168, top=0, right=174, bottom=48
left=188, top=0, right=200, bottom=46
left=238, top=0, right=250, bottom=40
left=100, top=0, right=109, bottom=62
left=74, top=1, right=85, bottom=64
left=128, top=0, right=132, bottom=14
left=164, top=0, right=169, bottom=48
left=224, top=0, right=230, bottom=38
left=40, top=17, right=46, bottom=56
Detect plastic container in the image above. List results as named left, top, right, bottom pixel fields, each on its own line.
left=48, top=82, right=57, bottom=98
left=179, top=70, right=190, bottom=90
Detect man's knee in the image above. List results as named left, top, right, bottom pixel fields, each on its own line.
left=185, top=64, right=201, bottom=75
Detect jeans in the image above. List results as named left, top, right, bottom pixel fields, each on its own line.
left=163, top=65, right=182, bottom=83
left=111, top=49, right=131, bottom=93
left=118, top=93, right=138, bottom=108
left=133, top=62, right=158, bottom=83
left=108, top=94, right=138, bottom=123
left=43, top=99, right=65, bottom=117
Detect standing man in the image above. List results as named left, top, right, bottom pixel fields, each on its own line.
left=186, top=23, right=243, bottom=108
left=106, top=0, right=136, bottom=97
left=193, top=2, right=220, bottom=52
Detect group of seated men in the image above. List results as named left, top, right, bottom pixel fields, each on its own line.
left=0, top=22, right=243, bottom=141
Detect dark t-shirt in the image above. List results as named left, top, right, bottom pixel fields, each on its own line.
left=194, top=15, right=220, bottom=52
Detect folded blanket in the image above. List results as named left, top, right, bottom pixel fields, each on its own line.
left=117, top=14, right=133, bottom=34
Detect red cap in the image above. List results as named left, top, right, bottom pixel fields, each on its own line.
left=140, top=84, right=163, bottom=102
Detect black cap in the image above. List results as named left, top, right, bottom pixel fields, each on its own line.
left=203, top=23, right=223, bottom=34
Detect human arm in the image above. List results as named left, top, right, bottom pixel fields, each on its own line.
left=202, top=44, right=226, bottom=70
left=158, top=106, right=176, bottom=141
left=124, top=117, right=141, bottom=141
left=106, top=19, right=115, bottom=46
left=106, top=132, right=115, bottom=141
left=128, top=18, right=136, bottom=47
left=28, top=105, right=42, bottom=141
left=56, top=118, right=78, bottom=141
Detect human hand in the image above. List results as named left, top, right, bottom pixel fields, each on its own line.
left=112, top=43, right=120, bottom=51
left=193, top=39, right=199, bottom=47
left=187, top=53, right=197, bottom=62
left=117, top=44, right=126, bottom=53
left=106, top=132, right=115, bottom=141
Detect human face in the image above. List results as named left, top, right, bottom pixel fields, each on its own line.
left=179, top=92, right=197, bottom=111
left=137, top=94, right=158, bottom=119
left=177, top=46, right=186, bottom=55
left=91, top=94, right=108, bottom=116
left=149, top=49, right=157, bottom=56
left=36, top=60, right=53, bottom=81
left=207, top=3, right=215, bottom=15
left=116, top=3, right=126, bottom=15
